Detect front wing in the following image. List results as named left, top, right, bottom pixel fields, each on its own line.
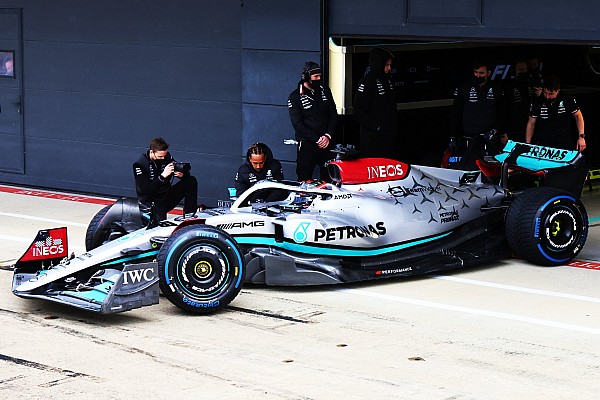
left=12, top=262, right=159, bottom=314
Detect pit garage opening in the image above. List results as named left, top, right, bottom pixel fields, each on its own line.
left=328, top=39, right=600, bottom=169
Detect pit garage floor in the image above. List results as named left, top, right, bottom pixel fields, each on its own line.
left=0, top=183, right=600, bottom=399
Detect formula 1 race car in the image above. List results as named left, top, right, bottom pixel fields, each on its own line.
left=11, top=141, right=589, bottom=315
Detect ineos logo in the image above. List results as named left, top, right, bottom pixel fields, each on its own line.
left=32, top=236, right=65, bottom=257
left=367, top=164, right=404, bottom=179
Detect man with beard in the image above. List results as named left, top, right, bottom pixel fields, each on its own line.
left=133, top=137, right=198, bottom=221
left=353, top=47, right=399, bottom=159
left=526, top=74, right=586, bottom=151
left=288, top=61, right=338, bottom=181
left=234, top=142, right=284, bottom=197
left=449, top=60, right=505, bottom=169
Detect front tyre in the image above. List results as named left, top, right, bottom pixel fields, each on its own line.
left=85, top=205, right=118, bottom=251
left=506, top=187, right=588, bottom=266
left=157, top=225, right=244, bottom=313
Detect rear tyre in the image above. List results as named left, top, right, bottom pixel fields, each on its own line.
left=157, top=225, right=244, bottom=314
left=505, top=187, right=588, bottom=265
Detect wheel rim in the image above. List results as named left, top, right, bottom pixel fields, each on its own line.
left=543, top=207, right=577, bottom=250
left=176, top=244, right=230, bottom=298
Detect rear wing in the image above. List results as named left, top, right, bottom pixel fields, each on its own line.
left=494, top=141, right=581, bottom=171
left=486, top=141, right=587, bottom=198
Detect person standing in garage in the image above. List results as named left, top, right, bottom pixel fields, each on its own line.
left=353, top=47, right=399, bottom=159
left=504, top=59, right=531, bottom=143
left=527, top=54, right=544, bottom=98
left=526, top=74, right=586, bottom=151
left=449, top=60, right=505, bottom=170
left=288, top=61, right=338, bottom=181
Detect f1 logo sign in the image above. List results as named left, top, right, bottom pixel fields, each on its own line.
left=122, top=267, right=155, bottom=284
left=491, top=64, right=511, bottom=80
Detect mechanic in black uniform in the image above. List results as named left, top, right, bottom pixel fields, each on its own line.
left=503, top=59, right=531, bottom=143
left=133, top=137, right=198, bottom=221
left=353, top=47, right=399, bottom=159
left=234, top=142, right=284, bottom=197
left=449, top=60, right=505, bottom=169
left=288, top=61, right=338, bottom=181
left=527, top=54, right=544, bottom=98
left=526, top=74, right=586, bottom=151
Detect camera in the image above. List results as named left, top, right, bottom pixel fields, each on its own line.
left=173, top=161, right=191, bottom=173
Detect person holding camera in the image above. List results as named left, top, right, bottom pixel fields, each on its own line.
left=133, top=137, right=198, bottom=221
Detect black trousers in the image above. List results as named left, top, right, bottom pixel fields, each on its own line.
left=296, top=141, right=333, bottom=182
left=449, top=135, right=484, bottom=171
left=153, top=175, right=198, bottom=220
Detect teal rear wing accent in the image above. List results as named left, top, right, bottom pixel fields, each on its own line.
left=494, top=141, right=581, bottom=171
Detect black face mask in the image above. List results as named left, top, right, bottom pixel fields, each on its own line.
left=309, top=78, right=322, bottom=90
left=474, top=76, right=486, bottom=85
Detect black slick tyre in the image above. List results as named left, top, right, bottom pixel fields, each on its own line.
left=157, top=225, right=244, bottom=314
left=505, top=187, right=588, bottom=266
left=85, top=205, right=113, bottom=251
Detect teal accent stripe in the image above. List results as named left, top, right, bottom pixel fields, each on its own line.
left=589, top=216, right=600, bottom=223
left=235, top=232, right=452, bottom=257
left=101, top=250, right=159, bottom=266
left=60, top=281, right=115, bottom=303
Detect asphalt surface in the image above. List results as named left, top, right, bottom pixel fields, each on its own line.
left=1, top=185, right=600, bottom=399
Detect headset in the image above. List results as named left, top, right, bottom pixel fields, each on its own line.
left=301, top=61, right=322, bottom=82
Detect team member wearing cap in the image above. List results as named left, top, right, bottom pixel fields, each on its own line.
left=288, top=61, right=338, bottom=181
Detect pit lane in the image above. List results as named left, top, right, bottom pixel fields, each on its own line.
left=1, top=185, right=599, bottom=399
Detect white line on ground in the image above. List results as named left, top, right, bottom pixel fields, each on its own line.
left=0, top=235, right=85, bottom=252
left=432, top=274, right=600, bottom=303
left=0, top=212, right=87, bottom=227
left=338, top=288, right=600, bottom=335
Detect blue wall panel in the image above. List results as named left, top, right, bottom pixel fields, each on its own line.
left=26, top=91, right=241, bottom=154
left=329, top=0, right=600, bottom=41
left=241, top=0, right=322, bottom=181
left=0, top=0, right=242, bottom=205
left=23, top=0, right=240, bottom=48
left=242, top=102, right=296, bottom=161
left=25, top=42, right=240, bottom=102
left=242, top=49, right=320, bottom=106
left=241, top=0, right=321, bottom=51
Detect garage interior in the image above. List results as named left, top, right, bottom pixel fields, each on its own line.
left=329, top=39, right=600, bottom=169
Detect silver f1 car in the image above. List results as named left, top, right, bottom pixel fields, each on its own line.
left=12, top=142, right=589, bottom=314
